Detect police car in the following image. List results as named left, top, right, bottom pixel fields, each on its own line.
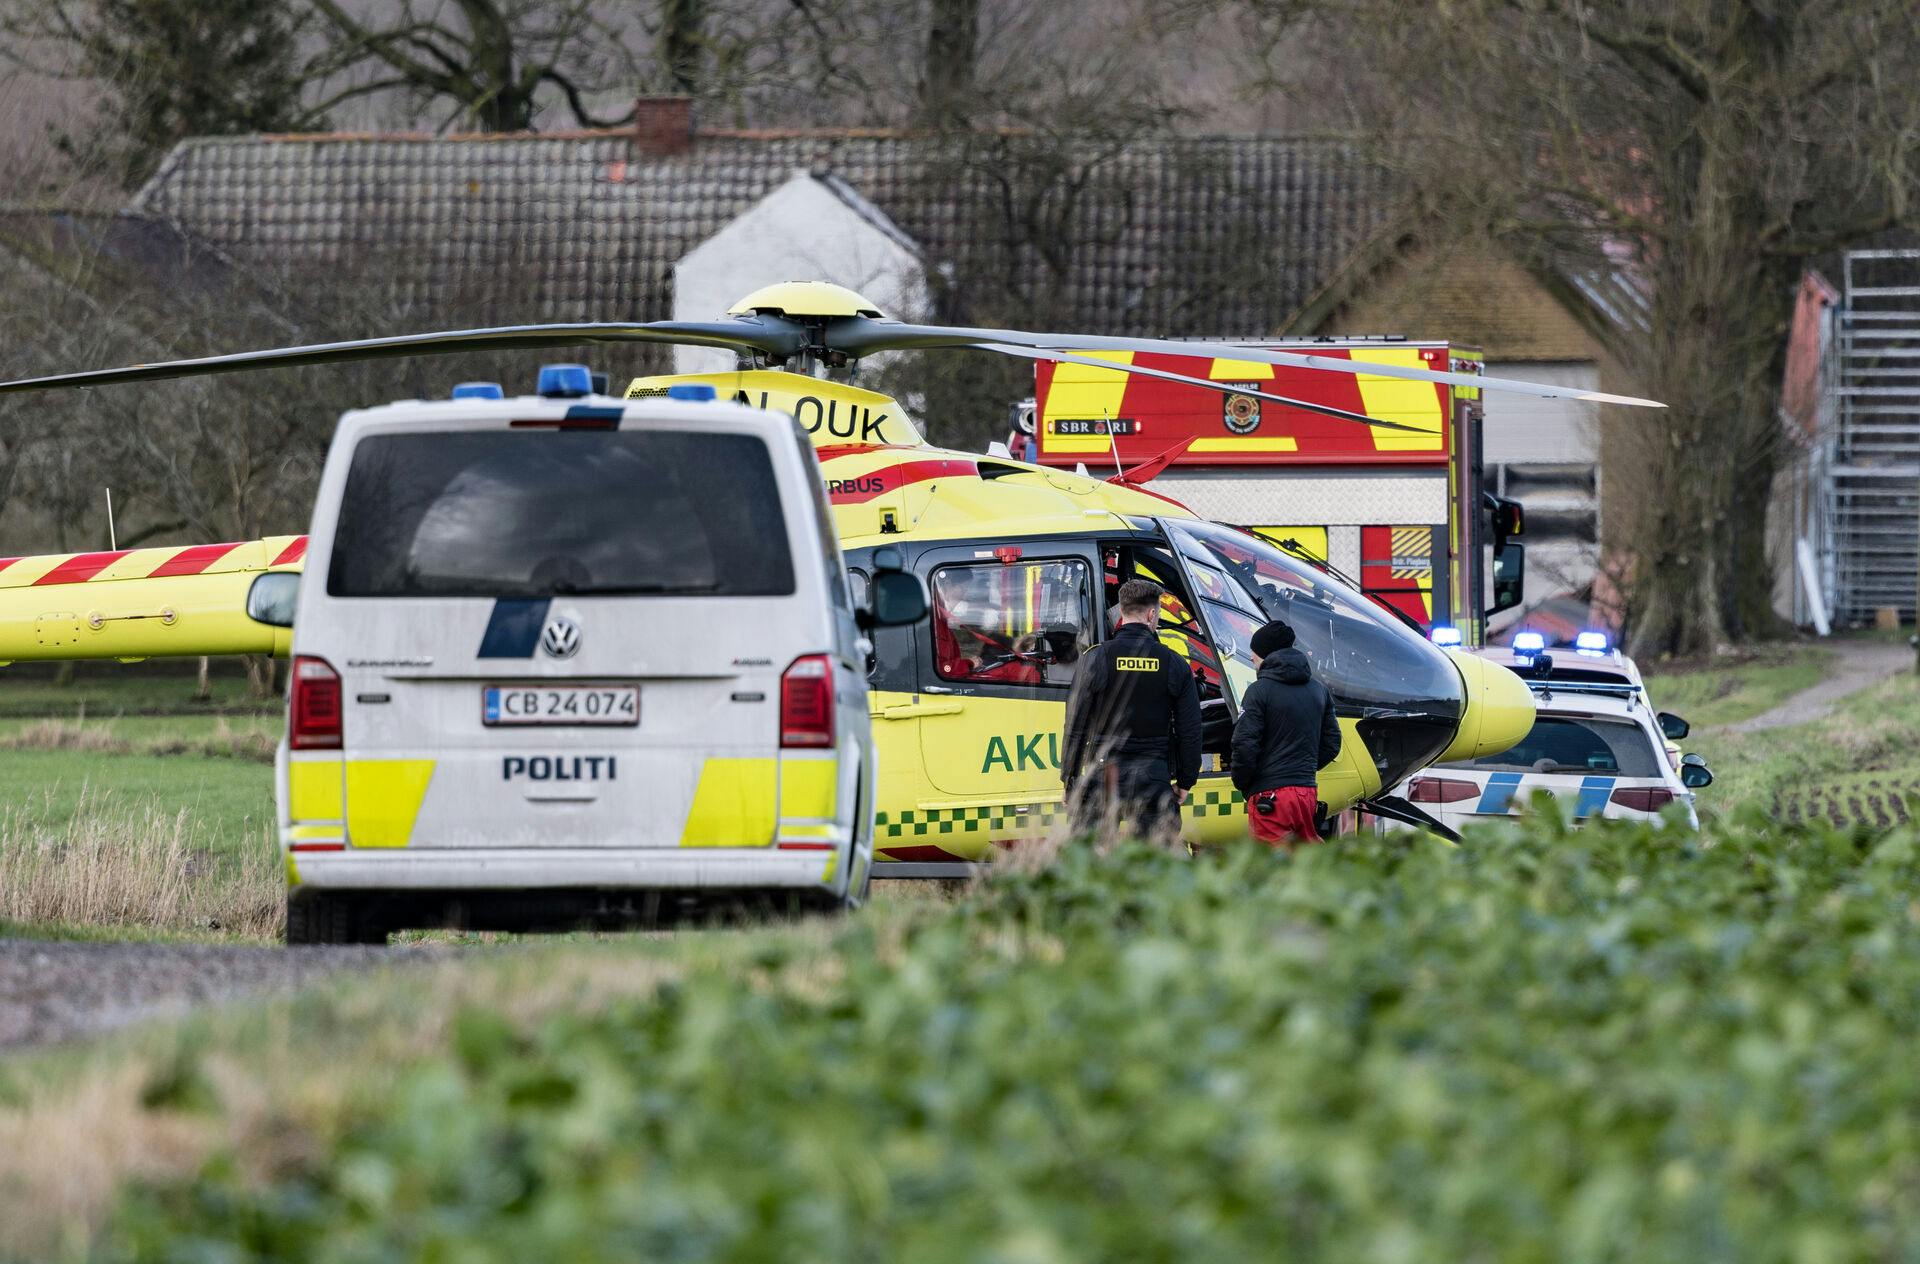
left=256, top=366, right=925, bottom=943
left=1397, top=631, right=1713, bottom=831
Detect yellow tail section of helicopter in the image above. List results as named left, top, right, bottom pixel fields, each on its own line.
left=0, top=536, right=304, bottom=663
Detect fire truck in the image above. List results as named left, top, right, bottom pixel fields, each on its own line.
left=1018, top=338, right=1526, bottom=645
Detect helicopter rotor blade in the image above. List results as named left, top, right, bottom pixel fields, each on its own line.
left=0, top=319, right=806, bottom=395
left=831, top=318, right=1666, bottom=409
left=978, top=344, right=1433, bottom=434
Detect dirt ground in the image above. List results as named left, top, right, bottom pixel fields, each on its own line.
left=1724, top=639, right=1912, bottom=732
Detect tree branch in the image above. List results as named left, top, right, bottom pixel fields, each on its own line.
left=541, top=68, right=636, bottom=128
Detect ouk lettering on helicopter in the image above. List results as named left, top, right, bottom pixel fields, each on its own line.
left=732, top=390, right=889, bottom=441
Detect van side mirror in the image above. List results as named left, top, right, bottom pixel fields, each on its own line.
left=245, top=571, right=299, bottom=628
left=1489, top=541, right=1525, bottom=616
left=1679, top=752, right=1713, bottom=789
left=1658, top=711, right=1690, bottom=740
left=858, top=548, right=926, bottom=629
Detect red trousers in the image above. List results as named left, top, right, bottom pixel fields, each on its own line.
left=1247, top=785, right=1321, bottom=847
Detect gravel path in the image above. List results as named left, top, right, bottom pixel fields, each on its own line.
left=1723, top=640, right=1913, bottom=733
left=0, top=939, right=403, bottom=1051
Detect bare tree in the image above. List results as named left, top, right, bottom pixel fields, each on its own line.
left=302, top=0, right=645, bottom=131
left=918, top=0, right=979, bottom=126
left=1247, top=0, right=1920, bottom=653
left=657, top=0, right=706, bottom=94
left=0, top=0, right=314, bottom=188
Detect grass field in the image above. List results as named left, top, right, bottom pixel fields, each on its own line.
left=1637, top=640, right=1835, bottom=727
left=1642, top=637, right=1920, bottom=829
left=0, top=661, right=279, bottom=719
left=0, top=668, right=280, bottom=940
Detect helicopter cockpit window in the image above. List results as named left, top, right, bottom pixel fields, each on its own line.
left=931, top=560, right=1092, bottom=688
left=328, top=431, right=796, bottom=599
left=1164, top=520, right=1461, bottom=714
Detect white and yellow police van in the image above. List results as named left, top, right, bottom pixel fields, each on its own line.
left=265, top=367, right=924, bottom=943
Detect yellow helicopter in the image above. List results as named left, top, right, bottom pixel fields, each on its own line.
left=0, top=281, right=1664, bottom=858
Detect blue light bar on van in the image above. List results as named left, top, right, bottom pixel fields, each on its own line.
left=667, top=383, right=717, bottom=402
left=1575, top=630, right=1610, bottom=652
left=451, top=381, right=503, bottom=400
left=1511, top=631, right=1547, bottom=654
left=536, top=364, right=593, bottom=399
left=1429, top=625, right=1463, bottom=647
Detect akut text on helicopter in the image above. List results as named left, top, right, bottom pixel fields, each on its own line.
left=0, top=281, right=1667, bottom=855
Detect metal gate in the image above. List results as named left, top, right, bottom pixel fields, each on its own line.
left=1826, top=250, right=1920, bottom=623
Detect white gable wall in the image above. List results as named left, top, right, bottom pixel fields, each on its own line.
left=672, top=172, right=927, bottom=374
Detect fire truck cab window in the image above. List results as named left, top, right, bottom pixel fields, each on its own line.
left=932, top=561, right=1092, bottom=688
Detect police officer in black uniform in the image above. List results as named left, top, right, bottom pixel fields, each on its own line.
left=1061, top=578, right=1203, bottom=838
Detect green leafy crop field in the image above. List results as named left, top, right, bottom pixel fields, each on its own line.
left=66, top=815, right=1920, bottom=1262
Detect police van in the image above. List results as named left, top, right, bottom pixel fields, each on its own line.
left=259, top=366, right=924, bottom=943
left=1396, top=633, right=1713, bottom=832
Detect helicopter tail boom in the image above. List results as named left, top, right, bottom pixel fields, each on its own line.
left=0, top=537, right=303, bottom=662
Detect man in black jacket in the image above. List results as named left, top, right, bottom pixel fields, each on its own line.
left=1230, top=620, right=1342, bottom=847
left=1061, top=578, right=1202, bottom=839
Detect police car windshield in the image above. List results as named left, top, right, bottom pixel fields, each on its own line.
left=1164, top=520, right=1463, bottom=714
left=328, top=431, right=796, bottom=599
left=1448, top=715, right=1663, bottom=777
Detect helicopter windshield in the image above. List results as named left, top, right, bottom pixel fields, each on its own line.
left=1162, top=520, right=1465, bottom=720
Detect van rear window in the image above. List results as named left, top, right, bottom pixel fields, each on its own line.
left=327, top=431, right=795, bottom=598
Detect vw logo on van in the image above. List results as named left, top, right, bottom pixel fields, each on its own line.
left=540, top=615, right=582, bottom=659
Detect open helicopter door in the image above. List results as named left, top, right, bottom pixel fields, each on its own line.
left=1120, top=529, right=1259, bottom=845
left=903, top=539, right=1102, bottom=853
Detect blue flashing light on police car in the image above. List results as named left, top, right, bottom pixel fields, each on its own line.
left=1511, top=630, right=1547, bottom=655
left=1429, top=625, right=1463, bottom=647
left=450, top=381, right=503, bottom=400
left=536, top=363, right=594, bottom=399
left=1575, top=630, right=1611, bottom=653
left=667, top=383, right=718, bottom=402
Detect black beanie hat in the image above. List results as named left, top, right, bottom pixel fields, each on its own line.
left=1251, top=620, right=1296, bottom=658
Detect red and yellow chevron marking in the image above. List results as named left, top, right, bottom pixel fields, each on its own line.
left=1360, top=525, right=1435, bottom=623
left=1034, top=345, right=1454, bottom=467
left=0, top=536, right=307, bottom=589
left=0, top=536, right=305, bottom=663
left=819, top=441, right=1195, bottom=546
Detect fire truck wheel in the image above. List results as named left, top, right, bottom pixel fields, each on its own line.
left=285, top=892, right=389, bottom=946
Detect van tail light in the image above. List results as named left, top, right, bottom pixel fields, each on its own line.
left=780, top=655, right=835, bottom=749
left=1408, top=776, right=1480, bottom=804
left=1610, top=786, right=1674, bottom=812
left=290, top=655, right=343, bottom=750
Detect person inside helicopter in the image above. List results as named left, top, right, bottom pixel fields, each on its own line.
left=931, top=562, right=1089, bottom=688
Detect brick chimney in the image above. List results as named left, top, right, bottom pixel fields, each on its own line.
left=633, top=96, right=694, bottom=156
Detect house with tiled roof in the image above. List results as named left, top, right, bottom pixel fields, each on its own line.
left=129, top=108, right=1393, bottom=342
left=121, top=99, right=1619, bottom=616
